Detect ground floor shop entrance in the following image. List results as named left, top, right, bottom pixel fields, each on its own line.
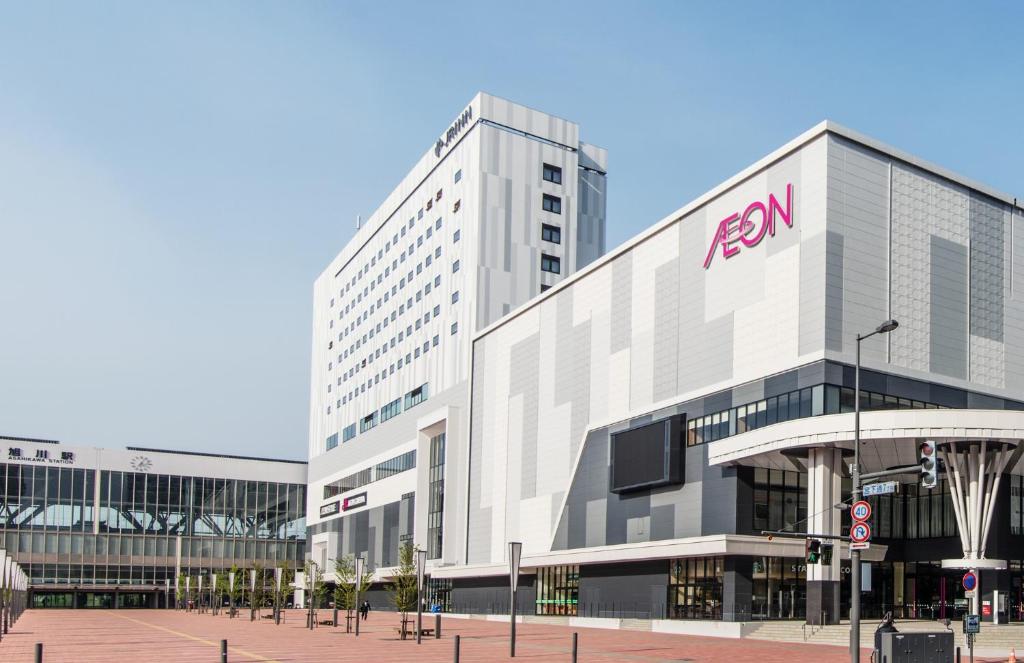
left=30, top=589, right=166, bottom=608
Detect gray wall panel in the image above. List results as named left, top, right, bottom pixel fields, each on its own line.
left=930, top=235, right=969, bottom=379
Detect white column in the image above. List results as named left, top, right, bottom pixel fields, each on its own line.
left=807, top=448, right=842, bottom=583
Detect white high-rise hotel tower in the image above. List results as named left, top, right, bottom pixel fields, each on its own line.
left=306, top=93, right=607, bottom=573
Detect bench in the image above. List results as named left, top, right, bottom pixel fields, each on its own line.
left=394, top=627, right=435, bottom=638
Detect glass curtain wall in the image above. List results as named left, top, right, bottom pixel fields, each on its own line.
left=0, top=463, right=306, bottom=590
left=535, top=565, right=579, bottom=616
left=668, top=556, right=723, bottom=619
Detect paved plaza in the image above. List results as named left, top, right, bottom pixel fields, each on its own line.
left=0, top=609, right=889, bottom=663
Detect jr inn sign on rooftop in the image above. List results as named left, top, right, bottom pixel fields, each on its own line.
left=434, top=106, right=473, bottom=157
left=702, top=183, right=794, bottom=268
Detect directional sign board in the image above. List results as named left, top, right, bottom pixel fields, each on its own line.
left=963, top=571, right=978, bottom=592
left=851, top=500, right=872, bottom=522
left=850, top=521, right=872, bottom=544
left=863, top=481, right=899, bottom=497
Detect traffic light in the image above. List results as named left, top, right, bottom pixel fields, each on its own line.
left=821, top=543, right=834, bottom=565
left=920, top=440, right=938, bottom=489
left=806, top=538, right=821, bottom=564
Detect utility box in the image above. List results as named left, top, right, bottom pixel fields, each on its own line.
left=878, top=631, right=954, bottom=663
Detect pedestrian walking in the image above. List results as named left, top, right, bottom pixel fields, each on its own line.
left=360, top=599, right=370, bottom=620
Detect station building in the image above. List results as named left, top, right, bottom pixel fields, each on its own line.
left=306, top=97, right=1024, bottom=626
left=0, top=436, right=306, bottom=608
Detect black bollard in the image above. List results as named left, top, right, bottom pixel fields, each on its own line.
left=35, top=643, right=43, bottom=663
left=453, top=634, right=460, bottom=663
left=956, top=646, right=961, bottom=663
left=572, top=632, right=578, bottom=663
left=435, top=613, right=441, bottom=639
left=220, top=639, right=227, bottom=663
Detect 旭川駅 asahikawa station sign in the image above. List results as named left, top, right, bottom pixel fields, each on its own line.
left=703, top=183, right=794, bottom=269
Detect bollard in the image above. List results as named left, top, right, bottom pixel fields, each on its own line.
left=435, top=613, right=441, bottom=639
left=35, top=643, right=43, bottom=663
left=572, top=632, right=578, bottom=663
left=453, top=634, right=460, bottom=663
left=956, top=646, right=961, bottom=663
left=221, top=639, right=228, bottom=663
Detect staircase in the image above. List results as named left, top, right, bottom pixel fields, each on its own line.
left=746, top=619, right=1024, bottom=650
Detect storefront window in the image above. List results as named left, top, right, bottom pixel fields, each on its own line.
left=668, top=556, right=723, bottom=619
left=535, top=565, right=579, bottom=616
left=752, top=557, right=805, bottom=620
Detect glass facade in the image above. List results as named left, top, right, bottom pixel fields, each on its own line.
left=866, top=479, right=957, bottom=539
left=0, top=461, right=306, bottom=595
left=668, top=556, right=723, bottom=619
left=752, top=556, right=807, bottom=620
left=535, top=564, right=579, bottom=616
left=752, top=468, right=808, bottom=534
left=687, top=384, right=942, bottom=446
left=426, top=433, right=445, bottom=559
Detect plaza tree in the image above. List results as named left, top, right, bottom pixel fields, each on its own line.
left=388, top=543, right=418, bottom=638
left=333, top=554, right=373, bottom=630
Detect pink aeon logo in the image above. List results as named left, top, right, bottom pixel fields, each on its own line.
left=702, top=183, right=794, bottom=269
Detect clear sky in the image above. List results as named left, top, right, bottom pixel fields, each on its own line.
left=1, top=2, right=1021, bottom=461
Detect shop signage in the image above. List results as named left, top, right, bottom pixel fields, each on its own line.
left=434, top=106, right=473, bottom=157
left=319, top=501, right=340, bottom=517
left=342, top=492, right=368, bottom=511
left=6, top=446, right=76, bottom=465
left=702, top=183, right=794, bottom=269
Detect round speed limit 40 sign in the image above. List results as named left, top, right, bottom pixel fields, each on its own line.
left=850, top=521, right=872, bottom=543
left=851, top=500, right=872, bottom=522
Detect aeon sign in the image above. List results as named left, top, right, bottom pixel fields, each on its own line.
left=702, top=183, right=794, bottom=269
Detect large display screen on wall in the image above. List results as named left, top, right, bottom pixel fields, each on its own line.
left=609, top=416, right=684, bottom=493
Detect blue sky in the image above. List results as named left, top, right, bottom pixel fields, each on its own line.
left=1, top=1, right=1021, bottom=460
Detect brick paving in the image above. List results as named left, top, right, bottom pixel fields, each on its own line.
left=0, top=608, right=993, bottom=662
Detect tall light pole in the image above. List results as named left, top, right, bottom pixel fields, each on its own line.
left=509, top=541, right=522, bottom=658
left=416, top=548, right=427, bottom=644
left=353, top=555, right=363, bottom=637
left=851, top=319, right=898, bottom=663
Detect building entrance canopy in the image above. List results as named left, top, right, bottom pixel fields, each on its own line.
left=708, top=408, right=1024, bottom=578
left=707, top=409, right=1024, bottom=477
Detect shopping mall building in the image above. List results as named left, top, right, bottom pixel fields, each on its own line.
left=0, top=436, right=307, bottom=608
left=307, top=95, right=1024, bottom=626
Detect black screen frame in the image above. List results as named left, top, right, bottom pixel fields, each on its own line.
left=608, top=415, right=685, bottom=494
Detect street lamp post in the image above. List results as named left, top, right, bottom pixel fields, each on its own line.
left=508, top=542, right=522, bottom=658
left=249, top=569, right=257, bottom=622
left=416, top=548, right=427, bottom=644
left=274, top=568, right=283, bottom=625
left=353, top=556, right=363, bottom=637
left=850, top=319, right=898, bottom=663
